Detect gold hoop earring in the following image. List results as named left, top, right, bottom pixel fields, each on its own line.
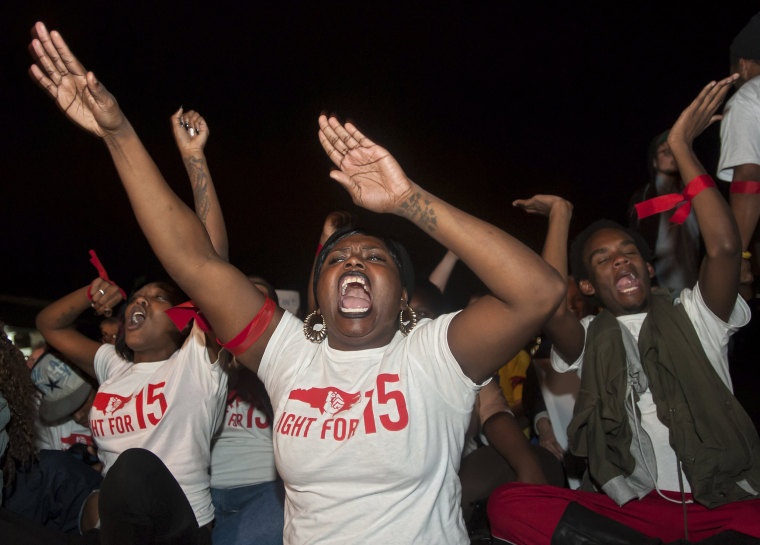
left=303, top=309, right=327, bottom=343
left=399, top=304, right=417, bottom=336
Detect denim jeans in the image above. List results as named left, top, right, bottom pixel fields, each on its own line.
left=211, top=480, right=285, bottom=545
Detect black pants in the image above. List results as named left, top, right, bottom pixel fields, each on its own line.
left=98, top=448, right=211, bottom=545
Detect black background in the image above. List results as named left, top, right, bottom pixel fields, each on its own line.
left=2, top=3, right=759, bottom=324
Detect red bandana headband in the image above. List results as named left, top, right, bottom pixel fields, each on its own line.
left=635, top=174, right=716, bottom=224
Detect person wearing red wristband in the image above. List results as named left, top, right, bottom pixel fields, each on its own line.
left=718, top=12, right=760, bottom=297
left=627, top=130, right=701, bottom=296
left=29, top=21, right=566, bottom=545
left=488, top=77, right=760, bottom=544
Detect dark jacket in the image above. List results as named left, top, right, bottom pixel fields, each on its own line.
left=569, top=292, right=760, bottom=508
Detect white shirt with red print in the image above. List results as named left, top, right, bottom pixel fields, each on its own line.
left=210, top=394, right=277, bottom=489
left=259, top=311, right=479, bottom=545
left=35, top=418, right=93, bottom=451
left=92, top=323, right=227, bottom=527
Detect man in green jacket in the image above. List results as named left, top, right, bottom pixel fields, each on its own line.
left=489, top=77, right=760, bottom=544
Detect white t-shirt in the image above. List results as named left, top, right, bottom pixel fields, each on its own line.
left=551, top=285, right=749, bottom=493
left=259, top=311, right=479, bottom=545
left=91, top=323, right=227, bottom=526
left=210, top=395, right=277, bottom=489
left=35, top=418, right=93, bottom=451
left=718, top=74, right=760, bottom=181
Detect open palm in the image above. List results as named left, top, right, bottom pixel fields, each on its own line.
left=29, top=22, right=125, bottom=138
left=318, top=115, right=413, bottom=214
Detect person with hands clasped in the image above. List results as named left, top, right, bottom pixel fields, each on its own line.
left=489, top=77, right=760, bottom=544
left=29, top=21, right=565, bottom=544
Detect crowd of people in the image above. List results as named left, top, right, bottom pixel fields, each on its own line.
left=2, top=12, right=760, bottom=545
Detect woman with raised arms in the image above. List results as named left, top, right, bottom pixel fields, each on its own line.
left=29, top=22, right=565, bottom=544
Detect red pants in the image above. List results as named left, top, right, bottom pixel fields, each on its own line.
left=487, top=482, right=760, bottom=545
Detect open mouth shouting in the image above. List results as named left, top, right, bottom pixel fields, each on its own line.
left=126, top=305, right=146, bottom=330
left=615, top=271, right=642, bottom=295
left=338, top=272, right=373, bottom=316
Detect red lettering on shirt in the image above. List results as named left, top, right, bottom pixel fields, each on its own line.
left=95, top=382, right=167, bottom=435
left=90, top=419, right=105, bottom=436
left=61, top=433, right=93, bottom=447
left=281, top=374, right=409, bottom=441
left=277, top=412, right=317, bottom=437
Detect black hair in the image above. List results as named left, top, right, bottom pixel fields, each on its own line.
left=115, top=280, right=190, bottom=362
left=312, top=227, right=415, bottom=306
left=410, top=278, right=449, bottom=319
left=730, top=12, right=760, bottom=66
left=0, top=326, right=38, bottom=488
left=569, top=219, right=652, bottom=282
left=647, top=130, right=669, bottom=180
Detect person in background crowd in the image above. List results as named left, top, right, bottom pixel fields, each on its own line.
left=490, top=76, right=760, bottom=544
left=718, top=10, right=760, bottom=298
left=628, top=130, right=700, bottom=295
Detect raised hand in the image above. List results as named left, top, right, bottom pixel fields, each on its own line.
left=172, top=107, right=209, bottom=156
left=88, top=277, right=124, bottom=318
left=29, top=22, right=126, bottom=137
left=321, top=211, right=356, bottom=242
left=669, top=74, right=739, bottom=147
left=318, top=115, right=413, bottom=214
left=513, top=194, right=573, bottom=218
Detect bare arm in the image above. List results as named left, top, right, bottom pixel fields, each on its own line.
left=35, top=278, right=124, bottom=378
left=318, top=116, right=565, bottom=383
left=730, top=164, right=760, bottom=291
left=428, top=250, right=458, bottom=293
left=483, top=412, right=547, bottom=485
left=29, top=23, right=281, bottom=373
left=172, top=108, right=229, bottom=261
left=730, top=164, right=760, bottom=253
left=668, top=76, right=742, bottom=321
left=513, top=195, right=585, bottom=364
left=478, top=380, right=547, bottom=483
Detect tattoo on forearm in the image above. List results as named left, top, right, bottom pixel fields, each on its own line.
left=184, top=156, right=210, bottom=223
left=56, top=305, right=80, bottom=327
left=397, top=192, right=437, bottom=232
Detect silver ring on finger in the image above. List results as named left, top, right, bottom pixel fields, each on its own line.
left=188, top=128, right=196, bottom=137
left=98, top=289, right=106, bottom=296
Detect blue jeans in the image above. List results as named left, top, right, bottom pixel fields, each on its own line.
left=211, top=480, right=284, bottom=545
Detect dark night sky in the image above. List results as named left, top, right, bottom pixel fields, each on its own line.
left=2, top=3, right=759, bottom=325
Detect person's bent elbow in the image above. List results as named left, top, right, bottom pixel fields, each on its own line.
left=541, top=268, right=567, bottom=319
